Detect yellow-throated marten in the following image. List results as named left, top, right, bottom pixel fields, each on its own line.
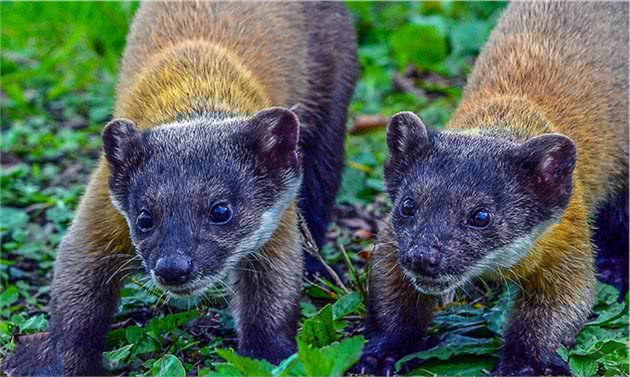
left=3, top=2, right=357, bottom=375
left=360, top=2, right=628, bottom=375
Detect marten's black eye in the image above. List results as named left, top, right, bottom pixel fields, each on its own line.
left=400, top=197, right=417, bottom=217
left=136, top=210, right=154, bottom=232
left=210, top=202, right=233, bottom=224
left=468, top=208, right=491, bottom=228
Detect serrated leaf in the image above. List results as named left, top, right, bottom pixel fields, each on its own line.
left=103, top=344, right=134, bottom=371
left=569, top=355, right=599, bottom=377
left=298, top=305, right=337, bottom=348
left=215, top=348, right=274, bottom=377
left=298, top=336, right=365, bottom=377
left=152, top=354, right=186, bottom=377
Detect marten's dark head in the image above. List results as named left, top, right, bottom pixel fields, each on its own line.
left=102, top=108, right=301, bottom=297
left=383, top=112, right=576, bottom=295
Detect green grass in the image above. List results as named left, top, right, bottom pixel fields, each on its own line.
left=1, top=2, right=628, bottom=376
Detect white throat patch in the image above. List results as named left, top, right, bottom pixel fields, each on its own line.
left=235, top=177, right=303, bottom=257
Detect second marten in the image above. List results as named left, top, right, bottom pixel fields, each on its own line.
left=3, top=2, right=357, bottom=376
left=360, top=2, right=628, bottom=376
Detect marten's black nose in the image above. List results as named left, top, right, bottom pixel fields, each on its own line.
left=154, top=256, right=193, bottom=286
left=402, top=248, right=442, bottom=278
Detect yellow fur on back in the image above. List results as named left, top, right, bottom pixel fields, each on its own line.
left=116, top=41, right=271, bottom=127
left=114, top=2, right=311, bottom=127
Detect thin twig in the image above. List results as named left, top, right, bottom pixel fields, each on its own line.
left=392, top=70, right=427, bottom=98
left=337, top=239, right=368, bottom=301
left=349, top=114, right=390, bottom=135
left=297, top=212, right=350, bottom=293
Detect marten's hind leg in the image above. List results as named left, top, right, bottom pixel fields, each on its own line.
left=295, top=48, right=356, bottom=278
left=4, top=164, right=135, bottom=376
left=296, top=110, right=346, bottom=278
left=593, top=188, right=629, bottom=295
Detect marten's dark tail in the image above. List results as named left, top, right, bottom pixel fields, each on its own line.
left=593, top=188, right=629, bottom=298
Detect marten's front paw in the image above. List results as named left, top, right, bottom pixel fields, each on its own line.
left=238, top=335, right=296, bottom=366
left=494, top=353, right=571, bottom=376
left=351, top=337, right=425, bottom=376
left=1, top=332, right=64, bottom=377
left=353, top=353, right=398, bottom=376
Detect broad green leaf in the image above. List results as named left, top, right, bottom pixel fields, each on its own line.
left=332, top=292, right=362, bottom=320
left=145, top=310, right=199, bottom=336
left=396, top=335, right=500, bottom=370
left=449, top=20, right=492, bottom=56
left=587, top=284, right=626, bottom=326
left=205, top=363, right=245, bottom=377
left=272, top=353, right=305, bottom=377
left=298, top=304, right=337, bottom=348
left=215, top=348, right=274, bottom=377
left=300, top=300, right=318, bottom=318
left=569, top=355, right=599, bottom=377
left=0, top=285, right=19, bottom=308
left=103, top=344, right=134, bottom=371
left=571, top=327, right=627, bottom=356
left=152, top=354, right=186, bottom=377
left=406, top=355, right=497, bottom=376
left=19, top=314, right=48, bottom=333
left=0, top=207, right=29, bottom=231
left=593, top=283, right=619, bottom=306
left=432, top=304, right=485, bottom=334
left=337, top=168, right=370, bottom=205
left=389, top=22, right=447, bottom=70
left=298, top=336, right=365, bottom=377
left=124, top=325, right=158, bottom=354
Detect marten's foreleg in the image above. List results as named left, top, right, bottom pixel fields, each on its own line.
left=497, top=221, right=595, bottom=376
left=357, top=235, right=434, bottom=376
left=231, top=206, right=303, bottom=364
left=10, top=165, right=136, bottom=376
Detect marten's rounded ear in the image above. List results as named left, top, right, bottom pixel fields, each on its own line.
left=102, top=119, right=141, bottom=169
left=515, top=133, right=577, bottom=209
left=386, top=112, right=430, bottom=159
left=250, top=107, right=300, bottom=169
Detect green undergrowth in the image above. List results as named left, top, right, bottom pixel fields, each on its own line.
left=1, top=2, right=628, bottom=376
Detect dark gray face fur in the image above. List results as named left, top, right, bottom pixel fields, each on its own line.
left=102, top=108, right=302, bottom=297
left=384, top=112, right=576, bottom=295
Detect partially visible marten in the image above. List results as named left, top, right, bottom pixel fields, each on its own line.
left=3, top=2, right=357, bottom=375
left=359, top=2, right=628, bottom=376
